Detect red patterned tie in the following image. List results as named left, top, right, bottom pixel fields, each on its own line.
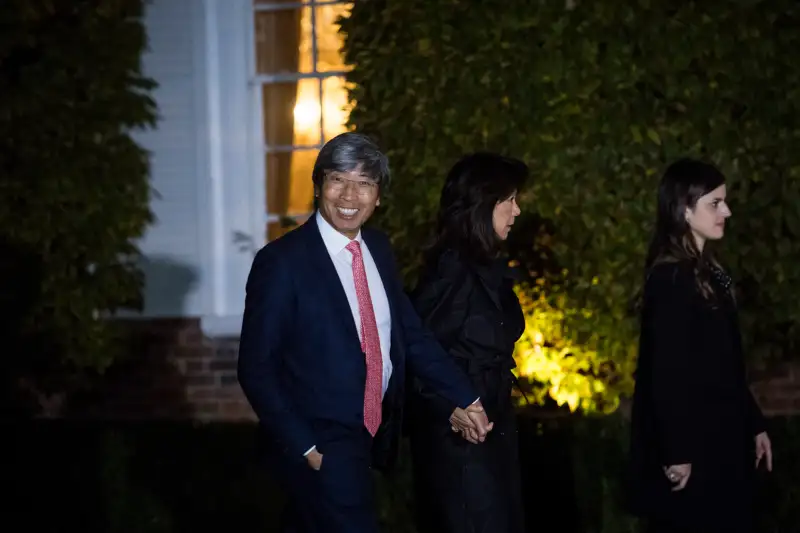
left=346, top=240, right=383, bottom=436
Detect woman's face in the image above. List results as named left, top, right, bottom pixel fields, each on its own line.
left=686, top=184, right=731, bottom=247
left=492, top=192, right=521, bottom=241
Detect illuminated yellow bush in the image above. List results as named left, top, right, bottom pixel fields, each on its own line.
left=512, top=283, right=636, bottom=414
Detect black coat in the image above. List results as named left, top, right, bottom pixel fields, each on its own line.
left=406, top=249, right=527, bottom=533
left=628, top=260, right=767, bottom=533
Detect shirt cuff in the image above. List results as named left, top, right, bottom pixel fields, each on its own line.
left=303, top=445, right=317, bottom=457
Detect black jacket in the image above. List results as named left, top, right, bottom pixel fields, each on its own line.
left=406, top=249, right=525, bottom=425
left=628, top=260, right=767, bottom=532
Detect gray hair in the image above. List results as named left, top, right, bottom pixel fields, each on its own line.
left=311, top=132, right=391, bottom=191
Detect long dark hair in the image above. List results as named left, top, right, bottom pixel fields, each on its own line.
left=645, top=158, right=726, bottom=300
left=425, top=152, right=528, bottom=265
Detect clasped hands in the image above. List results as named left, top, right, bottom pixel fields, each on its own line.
left=306, top=401, right=495, bottom=470
left=449, top=400, right=494, bottom=444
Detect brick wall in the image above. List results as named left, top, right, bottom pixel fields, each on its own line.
left=62, top=318, right=800, bottom=421
left=65, top=319, right=255, bottom=422
left=751, top=363, right=800, bottom=417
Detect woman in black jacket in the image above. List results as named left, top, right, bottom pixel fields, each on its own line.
left=628, top=159, right=773, bottom=533
left=407, top=152, right=528, bottom=533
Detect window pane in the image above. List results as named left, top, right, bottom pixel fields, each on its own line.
left=266, top=152, right=291, bottom=215
left=267, top=213, right=312, bottom=242
left=297, top=5, right=313, bottom=73
left=262, top=78, right=321, bottom=148
left=266, top=149, right=318, bottom=218
left=287, top=149, right=317, bottom=215
left=321, top=76, right=353, bottom=142
left=315, top=3, right=353, bottom=73
left=293, top=78, right=323, bottom=146
left=254, top=8, right=310, bottom=74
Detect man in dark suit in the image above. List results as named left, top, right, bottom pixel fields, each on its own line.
left=238, top=132, right=492, bottom=533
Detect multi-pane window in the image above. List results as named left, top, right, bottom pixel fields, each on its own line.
left=253, top=0, right=354, bottom=241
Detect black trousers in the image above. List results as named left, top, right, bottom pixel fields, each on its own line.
left=274, top=423, right=379, bottom=533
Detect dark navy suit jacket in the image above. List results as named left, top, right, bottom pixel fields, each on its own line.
left=237, top=214, right=477, bottom=469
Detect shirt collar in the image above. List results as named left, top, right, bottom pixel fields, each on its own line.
left=316, top=210, right=362, bottom=256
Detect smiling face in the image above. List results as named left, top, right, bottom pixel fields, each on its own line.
left=686, top=184, right=731, bottom=249
left=492, top=192, right=521, bottom=241
left=317, top=166, right=380, bottom=239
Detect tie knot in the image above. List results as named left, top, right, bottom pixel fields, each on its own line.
left=346, top=240, right=361, bottom=256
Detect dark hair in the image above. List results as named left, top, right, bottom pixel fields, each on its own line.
left=645, top=158, right=727, bottom=300
left=426, top=152, right=528, bottom=265
left=311, top=132, right=391, bottom=193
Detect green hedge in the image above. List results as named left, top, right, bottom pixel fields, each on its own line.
left=341, top=0, right=800, bottom=392
left=6, top=416, right=799, bottom=532
left=0, top=0, right=157, bottom=413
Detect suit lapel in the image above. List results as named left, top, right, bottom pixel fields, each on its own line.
left=363, top=230, right=402, bottom=370
left=301, top=216, right=360, bottom=342
left=363, top=229, right=406, bottom=443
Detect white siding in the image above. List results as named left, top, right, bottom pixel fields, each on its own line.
left=132, top=0, right=206, bottom=317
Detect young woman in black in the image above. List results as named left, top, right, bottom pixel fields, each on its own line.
left=628, top=159, right=773, bottom=533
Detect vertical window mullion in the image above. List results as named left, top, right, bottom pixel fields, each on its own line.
left=309, top=0, right=325, bottom=146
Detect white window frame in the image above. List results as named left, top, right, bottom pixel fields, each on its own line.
left=254, top=0, right=352, bottom=232
left=199, top=0, right=266, bottom=336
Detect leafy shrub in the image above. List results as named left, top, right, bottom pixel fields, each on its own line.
left=0, top=0, right=157, bottom=413
left=342, top=0, right=800, bottom=409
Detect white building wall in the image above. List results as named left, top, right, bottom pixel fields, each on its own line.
left=132, top=0, right=264, bottom=337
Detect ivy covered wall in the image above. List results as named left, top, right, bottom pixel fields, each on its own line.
left=341, top=0, right=800, bottom=411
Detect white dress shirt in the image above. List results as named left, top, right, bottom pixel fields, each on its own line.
left=304, top=212, right=393, bottom=457
left=316, top=211, right=393, bottom=393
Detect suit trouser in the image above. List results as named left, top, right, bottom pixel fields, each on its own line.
left=276, top=421, right=379, bottom=533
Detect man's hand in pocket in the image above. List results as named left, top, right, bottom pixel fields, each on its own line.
left=306, top=449, right=323, bottom=471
